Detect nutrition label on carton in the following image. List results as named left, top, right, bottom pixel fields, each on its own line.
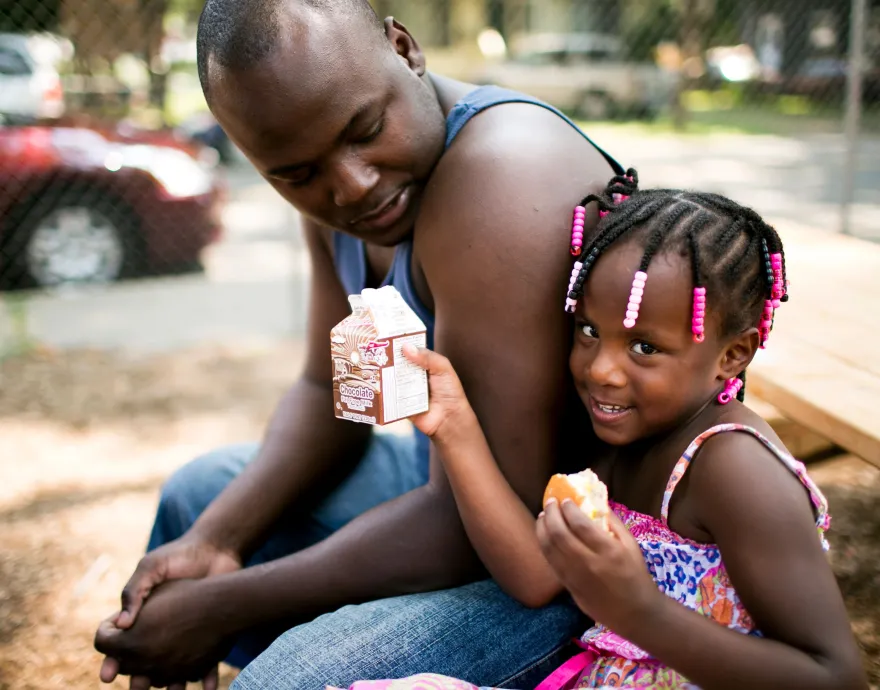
left=382, top=334, right=429, bottom=422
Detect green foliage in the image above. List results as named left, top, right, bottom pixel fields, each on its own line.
left=0, top=0, right=61, bottom=32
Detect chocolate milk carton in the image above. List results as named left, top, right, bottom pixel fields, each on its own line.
left=331, top=285, right=429, bottom=425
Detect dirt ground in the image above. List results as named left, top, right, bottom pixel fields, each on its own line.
left=0, top=343, right=878, bottom=690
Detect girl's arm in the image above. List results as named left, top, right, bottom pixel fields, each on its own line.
left=404, top=346, right=563, bottom=608
left=538, top=430, right=867, bottom=690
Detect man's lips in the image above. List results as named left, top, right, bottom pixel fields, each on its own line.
left=350, top=186, right=408, bottom=226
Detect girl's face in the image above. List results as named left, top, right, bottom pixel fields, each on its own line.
left=569, top=240, right=754, bottom=446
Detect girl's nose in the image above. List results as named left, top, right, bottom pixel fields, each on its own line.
left=588, top=346, right=627, bottom=389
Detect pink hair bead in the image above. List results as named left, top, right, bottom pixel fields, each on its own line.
left=692, top=286, right=707, bottom=343
left=623, top=271, right=647, bottom=328
left=570, top=206, right=587, bottom=256
left=717, top=376, right=743, bottom=405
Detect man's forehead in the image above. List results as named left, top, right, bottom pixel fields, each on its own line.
left=210, top=17, right=387, bottom=149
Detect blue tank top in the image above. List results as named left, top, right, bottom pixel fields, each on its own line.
left=332, top=85, right=622, bottom=465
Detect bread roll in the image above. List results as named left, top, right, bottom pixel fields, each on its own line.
left=543, top=469, right=610, bottom=530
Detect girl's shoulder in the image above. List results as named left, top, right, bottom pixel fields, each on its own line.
left=683, top=407, right=827, bottom=543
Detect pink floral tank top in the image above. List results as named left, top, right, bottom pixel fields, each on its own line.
left=573, top=424, right=831, bottom=689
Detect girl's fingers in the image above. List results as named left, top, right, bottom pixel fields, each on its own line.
left=402, top=345, right=451, bottom=375
left=540, top=499, right=597, bottom=558
left=559, top=499, right=614, bottom=553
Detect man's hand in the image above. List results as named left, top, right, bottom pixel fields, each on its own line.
left=95, top=578, right=235, bottom=688
left=96, top=535, right=241, bottom=687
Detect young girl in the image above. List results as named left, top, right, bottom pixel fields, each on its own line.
left=328, top=171, right=868, bottom=690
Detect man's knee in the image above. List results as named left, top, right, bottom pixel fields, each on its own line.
left=150, top=443, right=258, bottom=549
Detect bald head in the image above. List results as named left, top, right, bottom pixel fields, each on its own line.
left=196, top=0, right=385, bottom=99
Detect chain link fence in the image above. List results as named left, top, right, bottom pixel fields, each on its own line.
left=0, top=0, right=877, bottom=345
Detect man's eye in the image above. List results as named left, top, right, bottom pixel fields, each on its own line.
left=358, top=119, right=384, bottom=143
left=581, top=324, right=598, bottom=339
left=631, top=341, right=658, bottom=355
left=284, top=169, right=315, bottom=187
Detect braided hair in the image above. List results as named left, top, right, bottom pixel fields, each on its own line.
left=564, top=169, right=788, bottom=403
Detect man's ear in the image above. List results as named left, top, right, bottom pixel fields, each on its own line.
left=384, top=17, right=426, bottom=76
left=717, top=328, right=760, bottom=381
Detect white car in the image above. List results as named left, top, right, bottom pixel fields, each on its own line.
left=0, top=33, right=67, bottom=123
left=478, top=33, right=674, bottom=120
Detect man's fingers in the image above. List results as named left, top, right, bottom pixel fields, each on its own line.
left=203, top=666, right=220, bottom=690
left=99, top=656, right=120, bottom=683
left=119, top=557, right=165, bottom=628
left=129, top=675, right=152, bottom=690
left=95, top=616, right=126, bottom=656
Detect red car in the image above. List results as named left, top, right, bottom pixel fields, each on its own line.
left=0, top=124, right=224, bottom=289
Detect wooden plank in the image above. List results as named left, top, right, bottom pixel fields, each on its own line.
left=750, top=334, right=880, bottom=468
left=745, top=397, right=837, bottom=459
left=773, top=223, right=880, bottom=378
left=747, top=223, right=880, bottom=468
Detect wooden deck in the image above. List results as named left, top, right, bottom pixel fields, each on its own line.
left=749, top=223, right=880, bottom=468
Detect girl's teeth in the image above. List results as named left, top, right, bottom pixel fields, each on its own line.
left=598, top=404, right=625, bottom=413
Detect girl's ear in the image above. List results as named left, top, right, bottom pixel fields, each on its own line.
left=717, top=328, right=761, bottom=381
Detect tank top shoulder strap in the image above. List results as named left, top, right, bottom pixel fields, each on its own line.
left=660, top=423, right=831, bottom=549
left=444, top=85, right=623, bottom=173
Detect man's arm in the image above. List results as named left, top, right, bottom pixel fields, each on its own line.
left=187, top=222, right=373, bottom=557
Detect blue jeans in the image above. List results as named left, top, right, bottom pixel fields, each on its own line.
left=148, top=431, right=585, bottom=690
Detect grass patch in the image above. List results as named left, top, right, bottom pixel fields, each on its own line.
left=0, top=296, right=36, bottom=361
left=579, top=89, right=880, bottom=138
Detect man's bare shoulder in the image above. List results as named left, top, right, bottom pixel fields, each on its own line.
left=440, top=100, right=614, bottom=179
left=416, top=101, right=617, bottom=277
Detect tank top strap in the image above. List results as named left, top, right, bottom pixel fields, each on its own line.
left=659, top=423, right=830, bottom=549
left=443, top=85, right=623, bottom=173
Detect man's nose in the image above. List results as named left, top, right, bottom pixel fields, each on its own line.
left=331, top=155, right=380, bottom=208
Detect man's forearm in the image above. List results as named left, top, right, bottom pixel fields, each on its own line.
left=201, top=479, right=482, bottom=632
left=190, top=377, right=372, bottom=557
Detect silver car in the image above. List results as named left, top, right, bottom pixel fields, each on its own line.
left=478, top=32, right=673, bottom=120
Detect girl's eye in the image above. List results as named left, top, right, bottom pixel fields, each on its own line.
left=631, top=341, right=658, bottom=356
left=581, top=324, right=599, bottom=339
left=358, top=119, right=384, bottom=144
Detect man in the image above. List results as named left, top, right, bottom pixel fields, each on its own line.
left=95, top=1, right=620, bottom=688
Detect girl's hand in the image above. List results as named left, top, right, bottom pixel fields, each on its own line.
left=537, top=498, right=662, bottom=635
left=402, top=344, right=473, bottom=439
